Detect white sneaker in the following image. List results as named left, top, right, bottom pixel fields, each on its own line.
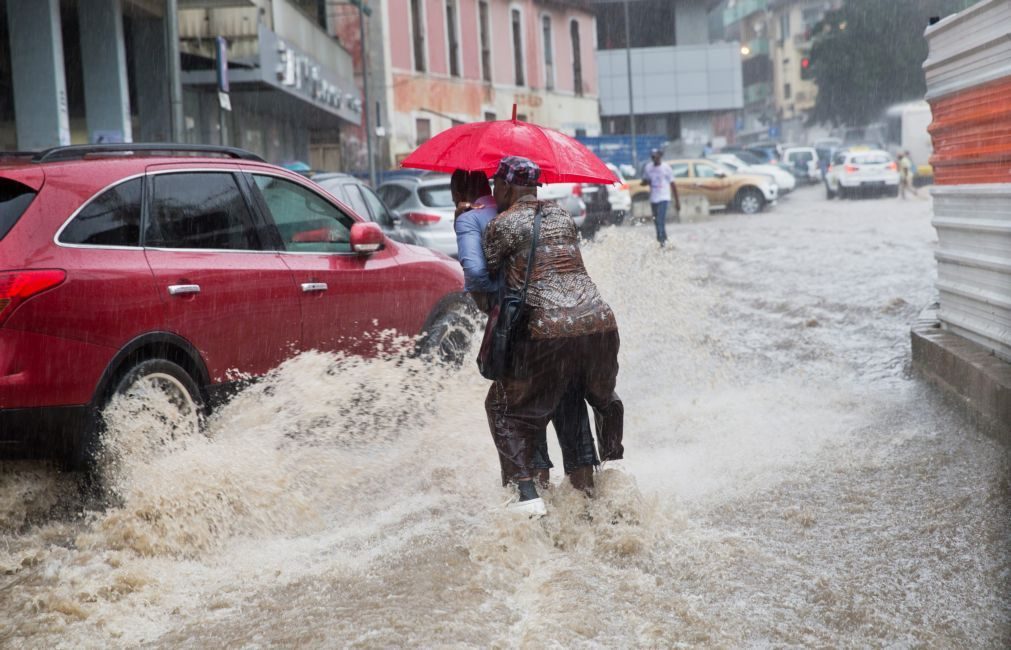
left=506, top=497, right=547, bottom=518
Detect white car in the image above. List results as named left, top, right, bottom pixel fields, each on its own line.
left=825, top=149, right=900, bottom=199
left=605, top=162, right=631, bottom=220
left=783, top=146, right=821, bottom=183
left=708, top=153, right=797, bottom=194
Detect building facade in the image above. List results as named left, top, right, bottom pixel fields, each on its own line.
left=0, top=0, right=362, bottom=166
left=336, top=0, right=602, bottom=166
left=712, top=0, right=839, bottom=143
left=595, top=0, right=743, bottom=155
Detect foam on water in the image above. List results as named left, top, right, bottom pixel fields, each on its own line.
left=1, top=188, right=1008, bottom=647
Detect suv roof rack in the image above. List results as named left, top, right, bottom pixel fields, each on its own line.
left=32, top=143, right=266, bottom=163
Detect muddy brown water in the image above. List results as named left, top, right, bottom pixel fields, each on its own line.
left=1, top=187, right=1008, bottom=647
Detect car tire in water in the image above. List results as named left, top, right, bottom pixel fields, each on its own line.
left=66, top=359, right=203, bottom=473
left=418, top=302, right=479, bottom=366
left=736, top=187, right=765, bottom=214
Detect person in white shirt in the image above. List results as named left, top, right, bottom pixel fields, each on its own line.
left=640, top=149, right=681, bottom=246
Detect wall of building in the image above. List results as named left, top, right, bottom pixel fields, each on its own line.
left=381, top=0, right=600, bottom=163
left=597, top=43, right=743, bottom=117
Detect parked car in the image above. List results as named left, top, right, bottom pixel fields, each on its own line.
left=746, top=143, right=783, bottom=165
left=536, top=183, right=589, bottom=231
left=667, top=158, right=778, bottom=214
left=313, top=172, right=417, bottom=246
left=707, top=153, right=797, bottom=194
left=376, top=173, right=458, bottom=257
left=782, top=147, right=821, bottom=183
left=605, top=162, right=632, bottom=222
left=824, top=148, right=900, bottom=199
left=0, top=144, right=471, bottom=469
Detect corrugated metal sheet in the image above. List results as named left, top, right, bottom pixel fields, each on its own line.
left=925, top=1, right=1011, bottom=363
left=931, top=185, right=1011, bottom=362
left=922, top=0, right=1011, bottom=100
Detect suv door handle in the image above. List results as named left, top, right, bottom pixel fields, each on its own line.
left=301, top=282, right=328, bottom=293
left=168, top=284, right=201, bottom=296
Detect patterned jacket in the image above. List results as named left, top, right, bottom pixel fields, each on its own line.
left=483, top=196, right=617, bottom=339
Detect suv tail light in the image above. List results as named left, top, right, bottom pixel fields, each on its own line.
left=844, top=164, right=858, bottom=173
left=404, top=212, right=441, bottom=226
left=619, top=182, right=629, bottom=191
left=0, top=269, right=66, bottom=325
left=887, top=162, right=898, bottom=171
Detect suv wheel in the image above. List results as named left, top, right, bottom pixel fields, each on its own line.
left=418, top=303, right=478, bottom=366
left=736, top=188, right=764, bottom=214
left=69, top=359, right=204, bottom=473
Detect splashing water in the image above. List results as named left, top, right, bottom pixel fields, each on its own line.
left=0, top=188, right=1008, bottom=647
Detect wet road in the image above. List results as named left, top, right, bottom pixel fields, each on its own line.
left=1, top=184, right=1008, bottom=647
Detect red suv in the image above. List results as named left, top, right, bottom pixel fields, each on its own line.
left=0, top=144, right=470, bottom=468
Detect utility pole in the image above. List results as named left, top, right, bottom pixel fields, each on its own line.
left=350, top=0, right=376, bottom=187
left=623, top=0, right=637, bottom=172
left=165, top=0, right=184, bottom=142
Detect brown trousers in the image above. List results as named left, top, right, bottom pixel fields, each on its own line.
left=485, top=330, right=624, bottom=484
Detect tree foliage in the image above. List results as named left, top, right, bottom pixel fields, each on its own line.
left=807, top=0, right=975, bottom=126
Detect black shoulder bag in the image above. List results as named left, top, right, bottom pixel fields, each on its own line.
left=477, top=207, right=543, bottom=380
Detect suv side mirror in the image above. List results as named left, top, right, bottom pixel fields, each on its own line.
left=350, top=221, right=384, bottom=253
left=714, top=169, right=727, bottom=178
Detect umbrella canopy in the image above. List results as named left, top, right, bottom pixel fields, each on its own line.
left=400, top=108, right=616, bottom=185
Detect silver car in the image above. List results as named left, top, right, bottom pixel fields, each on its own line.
left=377, top=173, right=459, bottom=257
left=312, top=173, right=417, bottom=246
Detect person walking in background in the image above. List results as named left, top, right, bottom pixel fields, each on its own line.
left=899, top=151, right=919, bottom=199
left=641, top=148, right=680, bottom=246
left=483, top=157, right=624, bottom=517
left=451, top=169, right=600, bottom=495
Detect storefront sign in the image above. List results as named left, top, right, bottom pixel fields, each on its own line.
left=514, top=93, right=543, bottom=108
left=264, top=25, right=359, bottom=115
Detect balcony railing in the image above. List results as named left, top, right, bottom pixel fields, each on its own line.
left=723, top=0, right=769, bottom=29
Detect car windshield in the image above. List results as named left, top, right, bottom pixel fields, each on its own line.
left=735, top=151, right=763, bottom=165
left=854, top=153, right=891, bottom=165
left=418, top=184, right=454, bottom=208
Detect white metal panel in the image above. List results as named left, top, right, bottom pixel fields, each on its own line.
left=922, top=0, right=1011, bottom=99
left=932, top=184, right=1011, bottom=362
left=596, top=43, right=744, bottom=116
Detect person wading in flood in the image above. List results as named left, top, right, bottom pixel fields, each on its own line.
left=641, top=148, right=681, bottom=247
left=483, top=156, right=624, bottom=517
left=452, top=170, right=600, bottom=494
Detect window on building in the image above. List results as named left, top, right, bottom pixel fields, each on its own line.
left=147, top=173, right=260, bottom=250
left=479, top=1, right=492, bottom=82
left=570, top=20, right=583, bottom=97
left=60, top=178, right=141, bottom=247
left=446, top=0, right=460, bottom=77
left=542, top=16, right=554, bottom=91
left=411, top=0, right=426, bottom=73
left=596, top=0, right=676, bottom=50
left=484, top=111, right=496, bottom=121
left=779, top=13, right=791, bottom=42
left=511, top=9, right=525, bottom=86
left=416, top=118, right=432, bottom=144
left=784, top=83, right=792, bottom=99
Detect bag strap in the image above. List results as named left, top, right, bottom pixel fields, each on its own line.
left=518, top=205, right=543, bottom=305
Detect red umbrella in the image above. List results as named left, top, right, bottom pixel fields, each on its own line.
left=400, top=106, right=616, bottom=184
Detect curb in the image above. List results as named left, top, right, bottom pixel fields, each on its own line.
left=910, top=304, right=1011, bottom=445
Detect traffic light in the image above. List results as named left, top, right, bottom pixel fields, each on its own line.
left=800, top=56, right=814, bottom=80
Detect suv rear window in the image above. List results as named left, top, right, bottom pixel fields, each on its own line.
left=418, top=184, right=454, bottom=208
left=854, top=153, right=891, bottom=165
left=60, top=178, right=142, bottom=246
left=0, top=178, right=37, bottom=241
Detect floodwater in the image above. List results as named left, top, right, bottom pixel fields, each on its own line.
left=1, top=185, right=1008, bottom=647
